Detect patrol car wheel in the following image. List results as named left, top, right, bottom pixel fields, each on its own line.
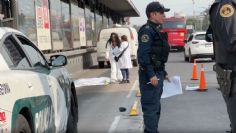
left=66, top=96, right=78, bottom=133
left=71, top=91, right=78, bottom=122
left=15, top=114, right=31, bottom=133
left=98, top=61, right=104, bottom=68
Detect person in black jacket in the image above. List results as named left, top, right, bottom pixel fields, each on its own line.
left=137, top=1, right=170, bottom=133
left=207, top=1, right=236, bottom=132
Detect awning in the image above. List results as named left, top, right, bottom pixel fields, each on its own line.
left=100, top=0, right=140, bottom=17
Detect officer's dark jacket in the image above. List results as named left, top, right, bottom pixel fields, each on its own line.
left=209, top=0, right=236, bottom=66
left=137, top=20, right=170, bottom=78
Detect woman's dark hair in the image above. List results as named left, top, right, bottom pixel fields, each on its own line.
left=121, top=35, right=128, bottom=41
left=106, top=32, right=121, bottom=48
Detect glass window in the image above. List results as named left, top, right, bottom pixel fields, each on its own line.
left=195, top=34, right=206, bottom=40
left=71, top=3, right=80, bottom=48
left=0, top=0, right=11, bottom=18
left=162, top=21, right=186, bottom=29
left=103, top=15, right=109, bottom=28
left=91, top=11, right=96, bottom=46
left=85, top=7, right=92, bottom=46
left=108, top=17, right=113, bottom=28
left=2, top=36, right=30, bottom=69
left=78, top=8, right=86, bottom=47
left=18, top=0, right=37, bottom=44
left=95, top=13, right=102, bottom=46
left=16, top=36, right=47, bottom=67
left=50, top=0, right=63, bottom=50
left=61, top=0, right=72, bottom=49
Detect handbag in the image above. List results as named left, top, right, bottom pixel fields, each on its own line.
left=114, top=43, right=129, bottom=62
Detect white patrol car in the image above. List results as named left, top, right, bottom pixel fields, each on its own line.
left=0, top=28, right=78, bottom=133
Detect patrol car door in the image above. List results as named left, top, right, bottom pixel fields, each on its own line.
left=0, top=34, right=55, bottom=131
left=13, top=34, right=69, bottom=131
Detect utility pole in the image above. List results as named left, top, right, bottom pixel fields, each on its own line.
left=192, top=0, right=195, bottom=18
left=192, top=0, right=196, bottom=30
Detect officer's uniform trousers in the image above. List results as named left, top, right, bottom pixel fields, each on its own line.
left=223, top=75, right=236, bottom=133
left=139, top=69, right=164, bottom=133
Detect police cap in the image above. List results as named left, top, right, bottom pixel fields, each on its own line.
left=146, top=2, right=170, bottom=15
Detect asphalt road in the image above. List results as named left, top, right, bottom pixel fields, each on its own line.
left=73, top=52, right=230, bottom=133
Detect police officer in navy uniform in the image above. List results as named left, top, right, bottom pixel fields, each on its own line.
left=138, top=2, right=170, bottom=133
left=207, top=0, right=236, bottom=132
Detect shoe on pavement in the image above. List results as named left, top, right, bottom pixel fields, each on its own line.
left=119, top=80, right=126, bottom=84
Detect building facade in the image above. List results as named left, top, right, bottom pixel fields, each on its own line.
left=0, top=0, right=139, bottom=72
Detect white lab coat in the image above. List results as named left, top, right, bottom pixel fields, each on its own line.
left=105, top=42, right=123, bottom=82
left=117, top=41, right=133, bottom=69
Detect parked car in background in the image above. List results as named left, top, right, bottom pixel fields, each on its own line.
left=97, top=25, right=138, bottom=68
left=0, top=27, right=78, bottom=132
left=184, top=31, right=214, bottom=62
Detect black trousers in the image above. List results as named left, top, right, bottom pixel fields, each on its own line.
left=223, top=77, right=236, bottom=133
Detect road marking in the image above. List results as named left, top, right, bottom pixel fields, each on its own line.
left=129, top=100, right=140, bottom=116
left=107, top=115, right=121, bottom=133
left=126, top=80, right=138, bottom=99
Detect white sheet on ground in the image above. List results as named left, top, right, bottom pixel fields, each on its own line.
left=185, top=85, right=199, bottom=91
left=161, top=76, right=183, bottom=98
left=74, top=77, right=111, bottom=88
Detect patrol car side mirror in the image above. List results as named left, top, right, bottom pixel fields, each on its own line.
left=50, top=55, right=67, bottom=67
left=206, top=34, right=213, bottom=42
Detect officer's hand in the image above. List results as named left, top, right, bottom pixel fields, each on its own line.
left=105, top=58, right=109, bottom=62
left=149, top=76, right=158, bottom=87
left=165, top=75, right=171, bottom=82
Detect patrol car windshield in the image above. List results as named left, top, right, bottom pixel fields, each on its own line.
left=162, top=21, right=186, bottom=29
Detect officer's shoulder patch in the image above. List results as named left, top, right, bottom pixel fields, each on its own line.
left=220, top=4, right=234, bottom=17
left=144, top=25, right=150, bottom=29
left=141, top=34, right=149, bottom=43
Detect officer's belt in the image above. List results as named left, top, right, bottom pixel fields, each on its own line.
left=220, top=64, right=236, bottom=74
left=139, top=66, right=164, bottom=72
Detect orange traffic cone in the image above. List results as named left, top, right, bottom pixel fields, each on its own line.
left=191, top=59, right=198, bottom=80
left=198, top=64, right=207, bottom=91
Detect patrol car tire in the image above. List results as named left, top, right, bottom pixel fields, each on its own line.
left=133, top=59, right=138, bottom=67
left=66, top=95, right=78, bottom=133
left=98, top=61, right=104, bottom=68
left=66, top=111, right=77, bottom=133
left=71, top=92, right=79, bottom=122
left=15, top=114, right=31, bottom=133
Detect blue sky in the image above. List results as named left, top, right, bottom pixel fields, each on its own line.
left=130, top=0, right=214, bottom=26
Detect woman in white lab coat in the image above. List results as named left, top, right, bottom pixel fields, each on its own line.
left=117, top=35, right=132, bottom=83
left=105, top=33, right=123, bottom=83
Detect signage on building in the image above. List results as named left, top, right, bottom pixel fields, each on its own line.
left=79, top=17, right=86, bottom=46
left=35, top=0, right=52, bottom=50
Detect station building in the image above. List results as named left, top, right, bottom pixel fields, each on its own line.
left=0, top=0, right=139, bottom=72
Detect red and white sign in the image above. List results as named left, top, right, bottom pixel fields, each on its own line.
left=0, top=112, right=6, bottom=122
left=35, top=0, right=51, bottom=50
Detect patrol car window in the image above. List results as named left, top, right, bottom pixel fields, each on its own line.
left=2, top=36, right=30, bottom=69
left=16, top=36, right=47, bottom=67
left=195, top=34, right=206, bottom=40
